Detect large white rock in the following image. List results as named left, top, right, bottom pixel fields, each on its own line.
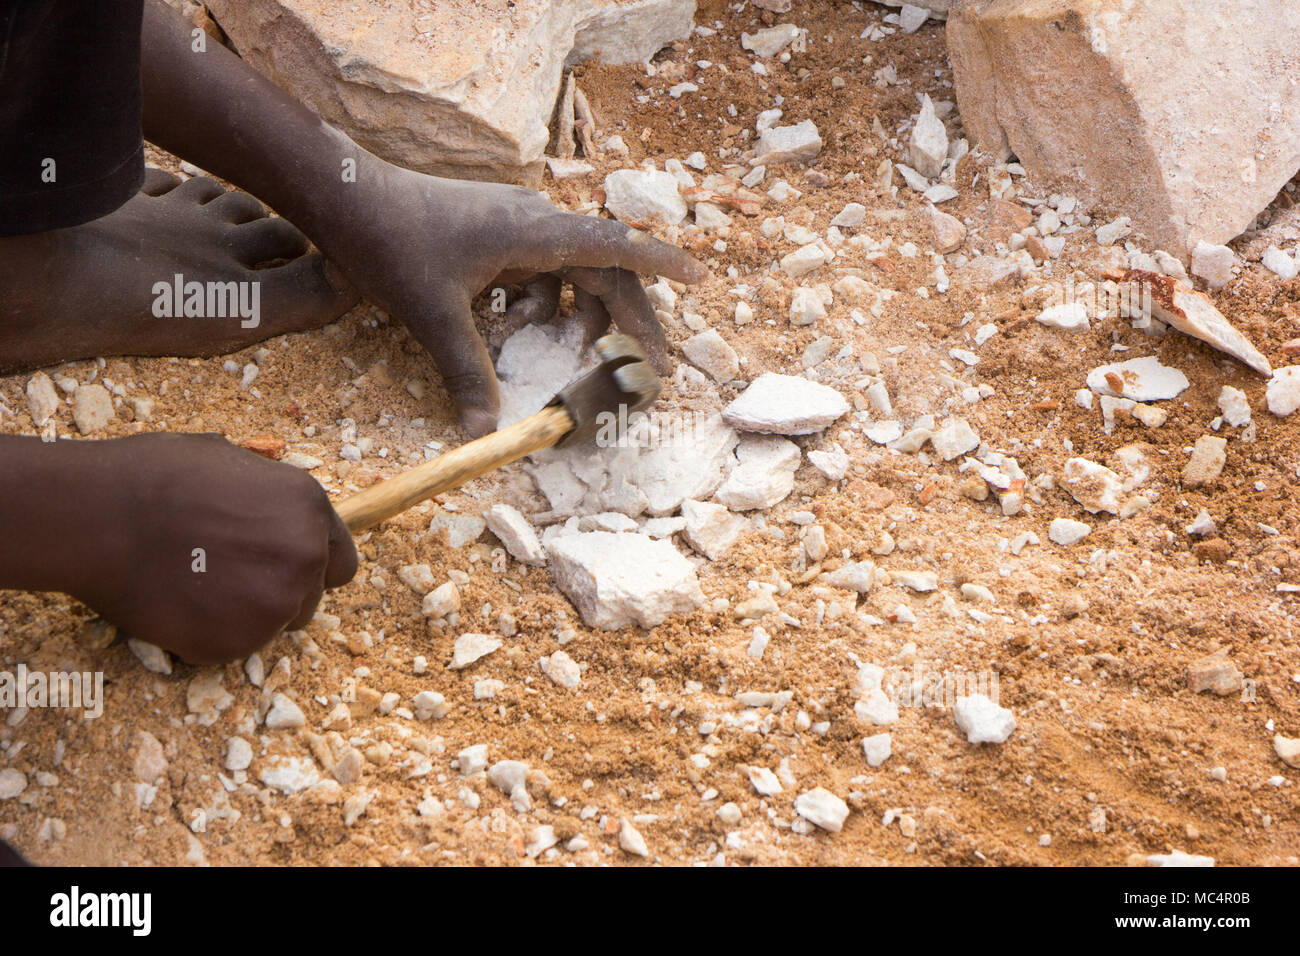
left=547, top=531, right=705, bottom=629
left=1267, top=367, right=1300, bottom=417
left=947, top=0, right=1300, bottom=254
left=722, top=373, right=849, bottom=435
left=714, top=436, right=800, bottom=511
left=204, top=0, right=696, bottom=184
left=953, top=694, right=1016, bottom=744
left=603, top=169, right=688, bottom=225
left=485, top=504, right=548, bottom=566
left=626, top=414, right=739, bottom=515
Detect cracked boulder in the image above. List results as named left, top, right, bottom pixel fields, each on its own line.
left=947, top=0, right=1300, bottom=254
left=204, top=0, right=696, bottom=184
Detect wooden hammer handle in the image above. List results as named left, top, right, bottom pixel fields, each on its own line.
left=334, top=404, right=573, bottom=534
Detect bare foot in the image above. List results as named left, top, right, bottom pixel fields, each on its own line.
left=0, top=168, right=357, bottom=374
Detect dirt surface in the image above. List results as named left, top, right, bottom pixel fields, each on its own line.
left=2, top=0, right=1299, bottom=867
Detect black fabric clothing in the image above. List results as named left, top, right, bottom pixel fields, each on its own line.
left=0, top=0, right=144, bottom=236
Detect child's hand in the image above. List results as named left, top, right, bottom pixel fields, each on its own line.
left=329, top=168, right=709, bottom=436
left=70, top=433, right=356, bottom=664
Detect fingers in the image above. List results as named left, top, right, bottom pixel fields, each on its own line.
left=323, top=504, right=358, bottom=590
left=407, top=288, right=501, bottom=437
left=565, top=266, right=669, bottom=373
left=570, top=286, right=613, bottom=348
left=230, top=217, right=311, bottom=265
left=522, top=214, right=710, bottom=285
left=505, top=274, right=562, bottom=330
left=206, top=190, right=268, bottom=225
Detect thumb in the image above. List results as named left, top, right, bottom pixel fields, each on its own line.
left=405, top=288, right=501, bottom=438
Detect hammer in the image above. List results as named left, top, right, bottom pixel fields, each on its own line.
left=334, top=333, right=660, bottom=534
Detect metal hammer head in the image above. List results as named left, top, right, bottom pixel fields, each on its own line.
left=549, top=333, right=661, bottom=447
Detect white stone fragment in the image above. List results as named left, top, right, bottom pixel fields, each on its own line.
left=830, top=202, right=867, bottom=228
left=449, top=633, right=503, bottom=670
left=541, top=650, right=582, bottom=689
left=1262, top=246, right=1299, bottom=281
left=1267, top=366, right=1300, bottom=417
left=754, top=120, right=823, bottom=166
left=398, top=563, right=436, bottom=594
left=1086, top=356, right=1189, bottom=401
left=747, top=766, right=783, bottom=796
left=855, top=689, right=899, bottom=726
left=1191, top=241, right=1236, bottom=289
left=930, top=417, right=980, bottom=461
left=908, top=94, right=948, bottom=179
left=1049, top=518, right=1091, bottom=546
left=413, top=691, right=448, bottom=720
left=1061, top=458, right=1125, bottom=515
left=603, top=169, right=687, bottom=225
left=898, top=4, right=931, bottom=32
left=1186, top=509, right=1217, bottom=537
left=722, top=373, right=849, bottom=435
left=25, top=373, right=60, bottom=426
left=224, top=737, right=253, bottom=772
left=1146, top=850, right=1215, bottom=868
left=628, top=414, right=740, bottom=515
left=72, top=384, right=114, bottom=435
left=780, top=243, right=829, bottom=277
left=741, top=22, right=800, bottom=58
left=1216, top=386, right=1252, bottom=427
left=265, top=693, right=306, bottom=730
left=789, top=286, right=827, bottom=325
left=0, top=768, right=27, bottom=800
left=794, top=787, right=850, bottom=833
left=1145, top=281, right=1271, bottom=376
left=547, top=532, right=705, bottom=629
left=808, top=442, right=850, bottom=481
left=862, top=733, right=892, bottom=767
left=1036, top=302, right=1090, bottom=331
left=618, top=818, right=649, bottom=857
left=953, top=694, right=1016, bottom=744
left=259, top=756, right=320, bottom=794
left=458, top=744, right=489, bottom=776
left=681, top=499, right=746, bottom=560
left=714, top=435, right=801, bottom=511
left=128, top=639, right=172, bottom=675
left=485, top=504, right=548, bottom=566
left=422, top=581, right=461, bottom=619
left=682, top=329, right=739, bottom=383
left=825, top=561, right=876, bottom=594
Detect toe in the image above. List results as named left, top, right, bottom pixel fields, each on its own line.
left=166, top=175, right=226, bottom=204
left=142, top=166, right=181, bottom=196
left=252, top=252, right=360, bottom=337
left=205, top=191, right=267, bottom=225
left=230, top=217, right=310, bottom=266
